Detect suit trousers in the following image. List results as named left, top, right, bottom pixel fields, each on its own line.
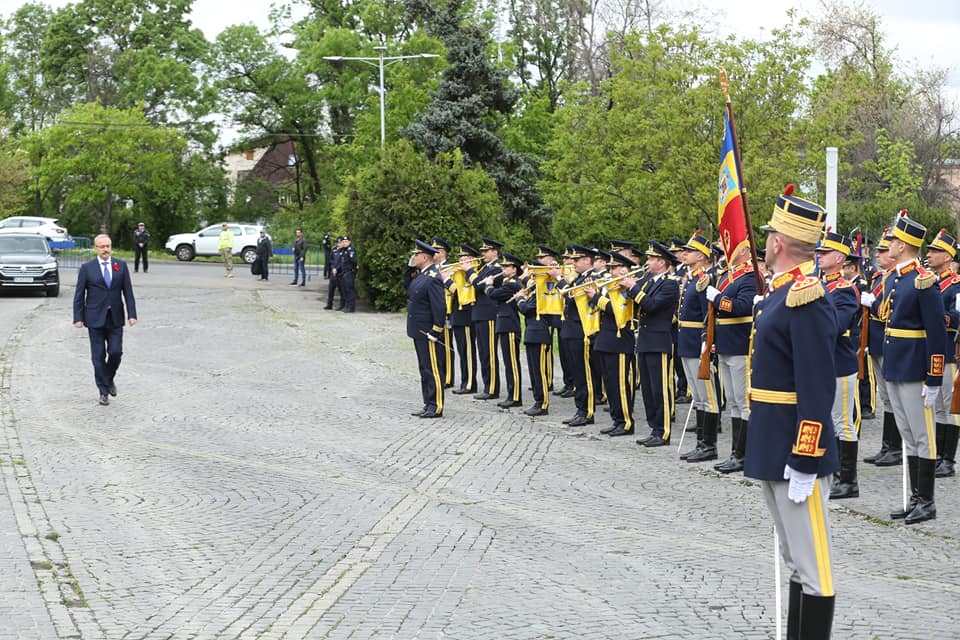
left=452, top=323, right=477, bottom=392
left=87, top=318, right=123, bottom=395
left=474, top=319, right=498, bottom=396
left=525, top=343, right=550, bottom=410
left=413, top=338, right=444, bottom=414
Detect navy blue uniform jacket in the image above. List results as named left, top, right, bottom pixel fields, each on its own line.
left=881, top=260, right=946, bottom=385
left=407, top=264, right=446, bottom=340
left=487, top=277, right=522, bottom=334
left=677, top=268, right=708, bottom=358
left=713, top=263, right=756, bottom=356
left=823, top=272, right=860, bottom=378
left=746, top=263, right=839, bottom=480
left=468, top=260, right=502, bottom=322
left=518, top=289, right=551, bottom=344
left=630, top=274, right=680, bottom=354
left=73, top=258, right=137, bottom=327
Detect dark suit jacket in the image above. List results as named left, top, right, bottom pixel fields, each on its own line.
left=73, top=258, right=137, bottom=328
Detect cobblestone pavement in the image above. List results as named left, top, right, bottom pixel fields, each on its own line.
left=1, top=261, right=959, bottom=639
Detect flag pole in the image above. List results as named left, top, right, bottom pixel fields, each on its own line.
left=719, top=67, right=764, bottom=293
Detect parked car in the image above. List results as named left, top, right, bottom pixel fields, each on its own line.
left=0, top=234, right=60, bottom=297
left=0, top=216, right=69, bottom=243
left=165, top=223, right=267, bottom=264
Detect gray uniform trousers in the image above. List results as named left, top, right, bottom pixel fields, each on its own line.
left=833, top=372, right=860, bottom=442
left=886, top=380, right=937, bottom=459
left=680, top=357, right=719, bottom=413
left=718, top=354, right=749, bottom=420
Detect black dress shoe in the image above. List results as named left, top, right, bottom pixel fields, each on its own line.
left=675, top=395, right=692, bottom=404
left=552, top=386, right=571, bottom=397
left=904, top=499, right=936, bottom=524
left=599, top=426, right=616, bottom=434
left=523, top=406, right=548, bottom=417
left=452, top=388, right=476, bottom=395
left=562, top=414, right=580, bottom=424
left=636, top=434, right=654, bottom=445
left=410, top=410, right=425, bottom=417
left=686, top=445, right=718, bottom=462
left=860, top=410, right=876, bottom=420
left=643, top=436, right=669, bottom=447
left=108, top=381, right=117, bottom=397
left=334, top=305, right=345, bottom=310
left=99, top=394, right=110, bottom=406
left=289, top=281, right=298, bottom=285
left=607, top=427, right=633, bottom=437
left=874, top=450, right=903, bottom=466
left=679, top=443, right=703, bottom=460
left=560, top=389, right=576, bottom=398
left=419, top=410, right=443, bottom=419
left=497, top=399, right=523, bottom=408
left=473, top=392, right=499, bottom=400
left=714, top=456, right=745, bottom=474
left=863, top=447, right=888, bottom=464
left=936, top=459, right=956, bottom=478
left=567, top=415, right=594, bottom=427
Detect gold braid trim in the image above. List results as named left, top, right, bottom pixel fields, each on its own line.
left=695, top=273, right=709, bottom=292
left=915, top=270, right=936, bottom=290
left=786, top=276, right=825, bottom=308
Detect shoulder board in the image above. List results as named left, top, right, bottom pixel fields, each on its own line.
left=425, top=270, right=437, bottom=278
left=695, top=273, right=709, bottom=292
left=915, top=268, right=936, bottom=290
left=667, top=274, right=681, bottom=281
left=834, top=278, right=853, bottom=289
left=786, top=276, right=825, bottom=308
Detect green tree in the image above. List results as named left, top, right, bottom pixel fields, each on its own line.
left=30, top=102, right=189, bottom=239
left=340, top=140, right=503, bottom=310
left=0, top=117, right=29, bottom=214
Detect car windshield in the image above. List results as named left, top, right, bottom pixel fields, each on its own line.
left=0, top=236, right=49, bottom=254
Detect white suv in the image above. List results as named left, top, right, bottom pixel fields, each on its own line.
left=0, top=216, right=70, bottom=243
left=165, top=222, right=266, bottom=264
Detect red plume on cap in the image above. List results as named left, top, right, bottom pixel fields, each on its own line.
left=783, top=184, right=795, bottom=196
left=695, top=228, right=702, bottom=235
left=899, top=209, right=908, bottom=217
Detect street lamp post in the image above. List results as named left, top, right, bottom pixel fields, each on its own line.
left=323, top=46, right=439, bottom=149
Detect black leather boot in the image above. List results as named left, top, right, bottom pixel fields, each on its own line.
left=714, top=417, right=740, bottom=470
left=830, top=439, right=860, bottom=499
left=687, top=412, right=719, bottom=462
left=798, top=592, right=835, bottom=640
left=786, top=580, right=802, bottom=640
left=905, top=457, right=937, bottom=524
left=717, top=416, right=747, bottom=473
left=874, top=413, right=903, bottom=466
left=680, top=409, right=704, bottom=460
left=864, top=411, right=893, bottom=463
left=936, top=425, right=958, bottom=478
left=891, top=455, right=919, bottom=519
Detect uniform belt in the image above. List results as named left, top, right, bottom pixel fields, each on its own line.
left=716, top=316, right=752, bottom=326
left=885, top=328, right=926, bottom=338
left=678, top=320, right=704, bottom=328
left=749, top=388, right=798, bottom=404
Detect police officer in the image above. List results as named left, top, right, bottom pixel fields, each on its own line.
left=407, top=239, right=446, bottom=419
left=324, top=237, right=343, bottom=309
left=747, top=185, right=838, bottom=639
left=322, top=233, right=333, bottom=279
left=339, top=236, right=357, bottom=313
left=468, top=238, right=504, bottom=400
left=633, top=241, right=681, bottom=447
left=133, top=222, right=149, bottom=273
left=924, top=229, right=960, bottom=478
left=676, top=230, right=720, bottom=462
left=877, top=213, right=945, bottom=524
left=816, top=231, right=862, bottom=500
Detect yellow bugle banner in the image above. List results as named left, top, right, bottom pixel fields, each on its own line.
left=452, top=269, right=475, bottom=306
left=572, top=289, right=601, bottom=336
left=608, top=287, right=634, bottom=332
left=534, top=272, right=563, bottom=319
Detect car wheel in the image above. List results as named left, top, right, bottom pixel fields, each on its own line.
left=241, top=247, right=257, bottom=264
left=46, top=284, right=60, bottom=297
left=175, top=244, right=195, bottom=261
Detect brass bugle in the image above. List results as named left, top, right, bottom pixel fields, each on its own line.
left=563, top=266, right=644, bottom=295
left=440, top=257, right=481, bottom=272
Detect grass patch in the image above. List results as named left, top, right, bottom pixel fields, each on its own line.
left=30, top=560, right=53, bottom=571
left=44, top=531, right=59, bottom=542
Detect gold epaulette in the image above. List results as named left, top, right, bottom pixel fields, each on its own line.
left=834, top=279, right=852, bottom=289
left=915, top=268, right=936, bottom=290
left=786, top=276, right=825, bottom=308
left=695, top=273, right=709, bottom=292
left=667, top=274, right=681, bottom=281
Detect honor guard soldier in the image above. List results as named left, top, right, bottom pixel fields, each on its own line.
left=747, top=185, right=838, bottom=639
left=485, top=252, right=524, bottom=408
left=816, top=231, right=863, bottom=500
left=449, top=244, right=480, bottom=395
left=707, top=243, right=757, bottom=474
left=843, top=247, right=876, bottom=419
left=406, top=240, right=446, bottom=419
left=517, top=259, right=552, bottom=416
left=878, top=213, right=946, bottom=524
left=431, top=237, right=456, bottom=388
left=676, top=231, right=721, bottom=462
left=587, top=251, right=639, bottom=436
left=861, top=231, right=903, bottom=466
left=536, top=245, right=563, bottom=392
left=633, top=241, right=682, bottom=447
left=550, top=245, right=599, bottom=426
left=925, top=229, right=960, bottom=477
left=669, top=237, right=690, bottom=406
left=468, top=238, right=504, bottom=400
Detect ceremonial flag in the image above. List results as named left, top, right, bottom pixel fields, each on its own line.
left=534, top=273, right=563, bottom=319
left=717, top=111, right=749, bottom=265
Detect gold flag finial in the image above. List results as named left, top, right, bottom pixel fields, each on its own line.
left=718, top=66, right=731, bottom=103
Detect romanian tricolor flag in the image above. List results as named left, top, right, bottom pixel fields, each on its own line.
left=717, top=111, right=749, bottom=264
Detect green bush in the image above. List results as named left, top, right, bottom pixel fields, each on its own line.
left=342, top=141, right=504, bottom=311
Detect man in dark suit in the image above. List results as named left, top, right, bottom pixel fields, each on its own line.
left=73, top=234, right=138, bottom=406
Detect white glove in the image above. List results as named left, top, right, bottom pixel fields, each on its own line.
left=859, top=292, right=876, bottom=308
left=783, top=465, right=817, bottom=504
left=700, top=341, right=707, bottom=355
left=753, top=294, right=764, bottom=306
left=426, top=333, right=438, bottom=343
left=922, top=384, right=940, bottom=408
left=705, top=285, right=720, bottom=302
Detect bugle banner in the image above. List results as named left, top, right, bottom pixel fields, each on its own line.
left=534, top=272, right=563, bottom=319
left=452, top=269, right=475, bottom=306
left=572, top=289, right=601, bottom=336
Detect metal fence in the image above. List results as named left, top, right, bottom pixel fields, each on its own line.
left=51, top=237, right=93, bottom=269
left=265, top=243, right=326, bottom=280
